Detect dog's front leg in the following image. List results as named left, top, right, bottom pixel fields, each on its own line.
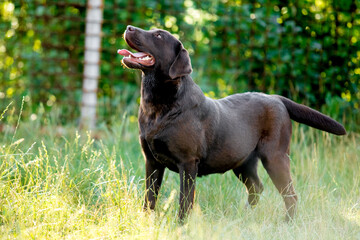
left=141, top=138, right=165, bottom=211
left=178, top=160, right=198, bottom=221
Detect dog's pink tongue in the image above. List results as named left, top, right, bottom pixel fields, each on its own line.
left=117, top=49, right=130, bottom=56
left=117, top=49, right=148, bottom=58
left=118, top=49, right=155, bottom=66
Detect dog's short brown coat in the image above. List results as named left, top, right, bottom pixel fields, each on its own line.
left=120, top=25, right=346, bottom=221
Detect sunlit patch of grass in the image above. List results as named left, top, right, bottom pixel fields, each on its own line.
left=0, top=103, right=359, bottom=239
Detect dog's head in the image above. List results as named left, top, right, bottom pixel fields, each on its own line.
left=118, top=25, right=192, bottom=79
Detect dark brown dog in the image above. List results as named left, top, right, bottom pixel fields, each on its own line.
left=118, top=25, right=346, bottom=221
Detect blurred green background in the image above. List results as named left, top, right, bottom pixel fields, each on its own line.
left=0, top=0, right=359, bottom=130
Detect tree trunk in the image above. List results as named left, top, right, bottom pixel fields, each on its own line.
left=80, top=0, right=103, bottom=130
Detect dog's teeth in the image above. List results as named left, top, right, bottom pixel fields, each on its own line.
left=124, top=55, right=152, bottom=61
left=139, top=56, right=152, bottom=61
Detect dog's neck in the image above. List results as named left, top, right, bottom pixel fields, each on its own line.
left=140, top=72, right=200, bottom=117
left=141, top=71, right=181, bottom=106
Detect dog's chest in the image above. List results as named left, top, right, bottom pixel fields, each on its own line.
left=140, top=117, right=179, bottom=168
left=140, top=114, right=203, bottom=171
left=146, top=133, right=180, bottom=172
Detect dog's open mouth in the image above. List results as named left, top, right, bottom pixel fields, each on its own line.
left=117, top=49, right=155, bottom=67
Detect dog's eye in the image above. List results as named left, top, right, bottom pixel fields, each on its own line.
left=155, top=33, right=162, bottom=39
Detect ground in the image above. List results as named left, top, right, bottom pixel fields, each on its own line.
left=0, top=112, right=359, bottom=239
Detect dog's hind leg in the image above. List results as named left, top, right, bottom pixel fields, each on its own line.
left=258, top=112, right=297, bottom=221
left=233, top=153, right=264, bottom=207
left=261, top=152, right=297, bottom=222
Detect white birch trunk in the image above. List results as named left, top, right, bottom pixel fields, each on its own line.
left=80, top=0, right=103, bottom=130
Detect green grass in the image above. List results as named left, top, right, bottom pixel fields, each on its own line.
left=0, top=107, right=359, bottom=239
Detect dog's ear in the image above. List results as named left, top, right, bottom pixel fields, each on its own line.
left=169, top=46, right=192, bottom=79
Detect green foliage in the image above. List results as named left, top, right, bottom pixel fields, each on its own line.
left=0, top=0, right=359, bottom=129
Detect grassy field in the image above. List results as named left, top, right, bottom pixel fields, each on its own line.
left=0, top=105, right=359, bottom=239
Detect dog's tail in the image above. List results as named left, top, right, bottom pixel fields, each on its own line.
left=277, top=96, right=346, bottom=135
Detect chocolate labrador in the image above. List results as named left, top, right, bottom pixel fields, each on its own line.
left=118, top=25, right=346, bottom=221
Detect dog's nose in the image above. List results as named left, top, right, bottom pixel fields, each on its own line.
left=127, top=25, right=135, bottom=32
